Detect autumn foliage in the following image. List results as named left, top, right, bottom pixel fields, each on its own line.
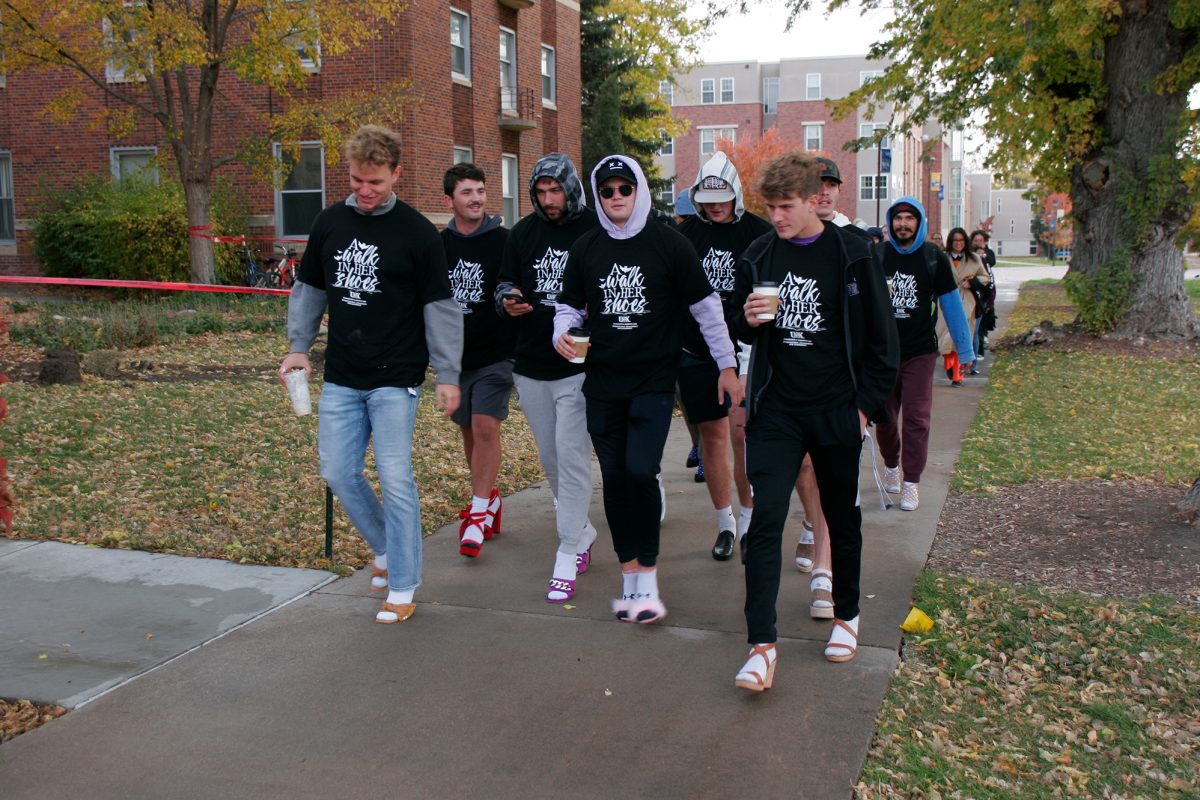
left=716, top=128, right=810, bottom=218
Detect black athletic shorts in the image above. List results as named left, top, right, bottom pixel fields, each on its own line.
left=677, top=351, right=730, bottom=424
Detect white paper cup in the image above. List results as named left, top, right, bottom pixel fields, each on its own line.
left=569, top=328, right=591, bottom=364
left=284, top=369, right=312, bottom=416
left=753, top=283, right=780, bottom=321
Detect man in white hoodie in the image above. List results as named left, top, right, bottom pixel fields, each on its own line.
left=677, top=152, right=772, bottom=561
left=553, top=155, right=743, bottom=624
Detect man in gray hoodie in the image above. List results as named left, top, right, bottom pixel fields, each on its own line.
left=441, top=163, right=514, bottom=558
left=279, top=124, right=462, bottom=625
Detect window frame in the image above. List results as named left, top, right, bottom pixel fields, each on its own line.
left=273, top=141, right=326, bottom=240
left=450, top=8, right=471, bottom=82
left=698, top=126, right=736, bottom=156
left=110, top=146, right=159, bottom=184
left=806, top=73, right=821, bottom=100
left=658, top=180, right=675, bottom=208
left=719, top=76, right=734, bottom=104
left=0, top=151, right=15, bottom=243
left=803, top=122, right=823, bottom=152
left=499, top=27, right=516, bottom=111
left=858, top=122, right=889, bottom=149
left=859, top=69, right=885, bottom=87
left=859, top=174, right=889, bottom=201
left=659, top=134, right=673, bottom=156
left=659, top=79, right=673, bottom=106
left=700, top=78, right=715, bottom=104
left=501, top=153, right=519, bottom=227
left=453, top=146, right=474, bottom=165
left=762, top=76, right=779, bottom=115
left=540, top=44, right=556, bottom=106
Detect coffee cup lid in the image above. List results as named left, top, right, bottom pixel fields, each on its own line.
left=753, top=280, right=778, bottom=288
left=569, top=326, right=589, bottom=336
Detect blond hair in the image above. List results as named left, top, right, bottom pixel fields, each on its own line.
left=343, top=125, right=403, bottom=170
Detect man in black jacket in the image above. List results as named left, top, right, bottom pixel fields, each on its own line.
left=730, top=152, right=898, bottom=688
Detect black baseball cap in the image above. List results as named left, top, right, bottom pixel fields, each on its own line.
left=594, top=158, right=638, bottom=186
left=815, top=157, right=842, bottom=185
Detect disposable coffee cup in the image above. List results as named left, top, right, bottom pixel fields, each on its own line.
left=568, top=326, right=590, bottom=364
left=283, top=368, right=312, bottom=416
left=753, top=281, right=780, bottom=321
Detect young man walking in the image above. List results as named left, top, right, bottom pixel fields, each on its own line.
left=554, top=155, right=742, bottom=624
left=732, top=152, right=897, bottom=688
left=280, top=125, right=462, bottom=624
left=441, top=163, right=515, bottom=557
left=677, top=151, right=772, bottom=561
left=496, top=153, right=600, bottom=603
left=875, top=196, right=975, bottom=511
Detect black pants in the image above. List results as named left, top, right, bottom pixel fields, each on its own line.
left=586, top=392, right=674, bottom=567
left=743, top=400, right=864, bottom=643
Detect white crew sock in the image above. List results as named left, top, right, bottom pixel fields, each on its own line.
left=371, top=553, right=388, bottom=589
left=738, top=506, right=754, bottom=538
left=376, top=588, right=415, bottom=622
left=715, top=505, right=735, bottom=533
left=636, top=569, right=659, bottom=601
left=622, top=570, right=638, bottom=601
left=547, top=551, right=578, bottom=602
left=461, top=495, right=489, bottom=546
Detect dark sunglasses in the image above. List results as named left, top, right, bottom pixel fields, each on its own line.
left=599, top=184, right=635, bottom=199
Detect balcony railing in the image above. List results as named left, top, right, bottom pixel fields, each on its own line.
left=498, top=87, right=538, bottom=132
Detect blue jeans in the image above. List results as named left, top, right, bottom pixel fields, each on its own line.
left=318, top=382, right=422, bottom=592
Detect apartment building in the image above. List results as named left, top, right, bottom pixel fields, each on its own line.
left=0, top=0, right=581, bottom=276
left=657, top=55, right=962, bottom=234
left=965, top=174, right=1040, bottom=257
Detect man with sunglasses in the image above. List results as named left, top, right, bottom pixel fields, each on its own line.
left=553, top=155, right=743, bottom=625
left=495, top=153, right=601, bottom=603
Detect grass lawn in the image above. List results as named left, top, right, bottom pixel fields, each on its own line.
left=856, top=281, right=1200, bottom=799
left=0, top=293, right=546, bottom=573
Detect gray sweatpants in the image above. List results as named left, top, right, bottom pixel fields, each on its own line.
left=513, top=372, right=594, bottom=554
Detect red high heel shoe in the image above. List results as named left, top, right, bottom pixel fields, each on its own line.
left=486, top=487, right=502, bottom=538
left=458, top=508, right=488, bottom=557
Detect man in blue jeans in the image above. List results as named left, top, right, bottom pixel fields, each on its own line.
left=279, top=125, right=462, bottom=624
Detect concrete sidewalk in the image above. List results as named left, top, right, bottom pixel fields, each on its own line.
left=0, top=277, right=1025, bottom=799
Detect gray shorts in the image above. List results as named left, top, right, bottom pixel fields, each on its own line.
left=452, top=359, right=516, bottom=427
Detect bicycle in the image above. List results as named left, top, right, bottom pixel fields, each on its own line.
left=238, top=238, right=275, bottom=288
left=266, top=243, right=300, bottom=289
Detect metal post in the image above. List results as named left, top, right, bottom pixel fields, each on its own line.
left=875, top=142, right=882, bottom=227
left=324, top=484, right=333, bottom=558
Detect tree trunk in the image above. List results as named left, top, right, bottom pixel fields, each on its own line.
left=184, top=179, right=217, bottom=284
left=1068, top=0, right=1200, bottom=339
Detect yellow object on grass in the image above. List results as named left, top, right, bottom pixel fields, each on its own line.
left=901, top=606, right=935, bottom=633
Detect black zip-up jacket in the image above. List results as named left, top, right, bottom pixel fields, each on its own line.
left=731, top=221, right=899, bottom=425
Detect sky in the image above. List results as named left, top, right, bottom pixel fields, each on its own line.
left=695, top=2, right=894, bottom=63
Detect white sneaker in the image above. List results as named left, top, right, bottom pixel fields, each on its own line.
left=900, top=481, right=919, bottom=511
left=883, top=466, right=901, bottom=494
left=657, top=473, right=666, bottom=522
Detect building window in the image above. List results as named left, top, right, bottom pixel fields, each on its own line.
left=501, top=154, right=519, bottom=227
left=453, top=146, right=474, bottom=165
left=858, top=122, right=889, bottom=149
left=859, top=174, right=889, bottom=201
left=450, top=9, right=470, bottom=80
left=951, top=129, right=964, bottom=161
left=659, top=134, right=673, bottom=156
left=804, top=123, right=823, bottom=151
left=699, top=127, right=735, bottom=156
left=284, top=0, right=321, bottom=71
left=0, top=152, right=14, bottom=242
left=806, top=73, right=821, bottom=100
left=950, top=205, right=962, bottom=229
left=997, top=198, right=1003, bottom=214
left=949, top=166, right=962, bottom=200
left=701, top=78, right=715, bottom=104
left=274, top=142, right=325, bottom=239
left=104, top=8, right=149, bottom=84
left=762, top=77, right=778, bottom=115
left=658, top=181, right=675, bottom=208
left=499, top=28, right=516, bottom=111
left=860, top=69, right=884, bottom=86
left=981, top=199, right=991, bottom=218
left=1029, top=241, right=1039, bottom=255
left=541, top=45, right=556, bottom=105
left=659, top=79, right=673, bottom=106
left=720, top=77, right=734, bottom=103
left=110, top=147, right=158, bottom=184
left=1010, top=219, right=1016, bottom=234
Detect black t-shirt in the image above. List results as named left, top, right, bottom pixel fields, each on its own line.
left=442, top=226, right=516, bottom=371
left=499, top=210, right=599, bottom=380
left=678, top=212, right=773, bottom=357
left=881, top=243, right=958, bottom=360
left=560, top=223, right=713, bottom=401
left=762, top=231, right=852, bottom=412
left=298, top=201, right=450, bottom=390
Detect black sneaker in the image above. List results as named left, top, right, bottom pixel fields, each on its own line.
left=694, top=459, right=706, bottom=483
left=685, top=445, right=699, bottom=468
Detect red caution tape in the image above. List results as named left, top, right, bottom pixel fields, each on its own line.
left=0, top=276, right=289, bottom=295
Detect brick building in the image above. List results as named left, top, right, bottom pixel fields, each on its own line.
left=0, top=0, right=581, bottom=276
left=656, top=55, right=963, bottom=235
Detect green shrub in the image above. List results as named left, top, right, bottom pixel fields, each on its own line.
left=32, top=175, right=246, bottom=285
